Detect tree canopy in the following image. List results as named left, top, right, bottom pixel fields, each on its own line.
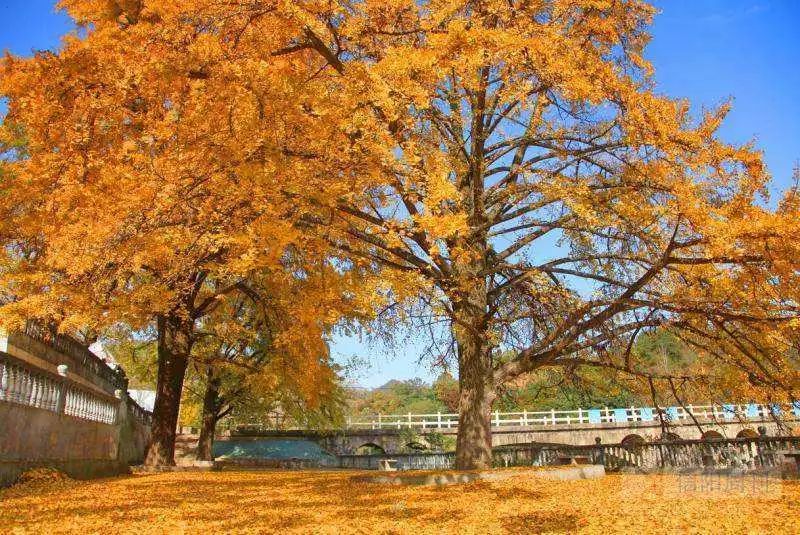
left=1, top=0, right=798, bottom=469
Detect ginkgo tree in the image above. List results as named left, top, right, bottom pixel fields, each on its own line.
left=245, top=0, right=798, bottom=468
left=2, top=0, right=799, bottom=472
left=0, top=0, right=378, bottom=466
left=110, top=274, right=347, bottom=462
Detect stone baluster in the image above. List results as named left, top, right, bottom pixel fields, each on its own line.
left=4, top=365, right=12, bottom=402
left=41, top=380, right=49, bottom=410
left=28, top=374, right=38, bottom=407
left=11, top=368, right=21, bottom=403
left=7, top=366, right=17, bottom=402
left=49, top=382, right=58, bottom=411
left=16, top=368, right=27, bottom=404
left=66, top=388, right=73, bottom=416
left=65, top=388, right=72, bottom=416
left=0, top=362, right=7, bottom=401
left=19, top=368, right=30, bottom=404
left=33, top=376, right=43, bottom=408
left=39, top=377, right=48, bottom=409
left=43, top=381, right=51, bottom=409
left=66, top=388, right=75, bottom=416
left=24, top=371, right=33, bottom=404
left=36, top=378, right=45, bottom=408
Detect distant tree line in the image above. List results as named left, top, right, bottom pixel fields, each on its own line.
left=345, top=330, right=704, bottom=416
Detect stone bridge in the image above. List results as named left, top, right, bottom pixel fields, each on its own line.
left=228, top=404, right=800, bottom=455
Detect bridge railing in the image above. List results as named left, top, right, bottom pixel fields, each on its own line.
left=345, top=402, right=800, bottom=430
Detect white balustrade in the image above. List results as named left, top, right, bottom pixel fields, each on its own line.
left=1, top=357, right=117, bottom=424
left=343, top=401, right=799, bottom=430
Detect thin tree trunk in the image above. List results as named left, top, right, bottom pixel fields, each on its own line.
left=144, top=313, right=193, bottom=467
left=197, top=371, right=221, bottom=462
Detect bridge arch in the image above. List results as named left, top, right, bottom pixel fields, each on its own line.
left=736, top=428, right=758, bottom=439
left=620, top=434, right=646, bottom=450
left=702, top=430, right=724, bottom=441
left=355, top=443, right=386, bottom=455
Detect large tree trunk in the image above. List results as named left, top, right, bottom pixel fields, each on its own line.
left=144, top=313, right=193, bottom=467
left=451, top=228, right=495, bottom=469
left=454, top=326, right=495, bottom=470
left=451, top=240, right=494, bottom=469
left=196, top=371, right=221, bottom=462
left=451, top=105, right=496, bottom=469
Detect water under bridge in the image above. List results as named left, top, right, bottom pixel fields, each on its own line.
left=224, top=403, right=800, bottom=455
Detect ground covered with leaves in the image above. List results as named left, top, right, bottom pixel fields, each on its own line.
left=2, top=469, right=798, bottom=533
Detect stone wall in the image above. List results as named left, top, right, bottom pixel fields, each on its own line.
left=495, top=436, right=800, bottom=474
left=0, top=329, right=151, bottom=487
left=335, top=437, right=800, bottom=473
left=0, top=401, right=126, bottom=486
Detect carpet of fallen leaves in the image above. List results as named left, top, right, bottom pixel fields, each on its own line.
left=1, top=469, right=799, bottom=534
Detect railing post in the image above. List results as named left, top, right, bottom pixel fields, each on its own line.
left=523, top=409, right=528, bottom=426
left=604, top=406, right=610, bottom=423
left=494, top=410, right=500, bottom=427
left=578, top=408, right=583, bottom=424
left=377, top=413, right=382, bottom=429
left=55, top=364, right=68, bottom=415
left=0, top=361, right=7, bottom=402
left=551, top=408, right=556, bottom=425
left=437, top=412, right=441, bottom=428
left=113, top=388, right=124, bottom=425
left=408, top=412, right=412, bottom=427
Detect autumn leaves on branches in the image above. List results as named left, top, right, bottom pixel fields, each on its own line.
left=1, top=0, right=799, bottom=468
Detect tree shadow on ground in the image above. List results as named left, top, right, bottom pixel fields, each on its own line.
left=501, top=512, right=580, bottom=534
left=493, top=486, right=545, bottom=501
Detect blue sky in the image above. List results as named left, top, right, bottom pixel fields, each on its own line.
left=1, top=1, right=798, bottom=387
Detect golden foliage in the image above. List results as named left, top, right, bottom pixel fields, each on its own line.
left=1, top=470, right=799, bottom=533
left=1, top=0, right=799, bottom=467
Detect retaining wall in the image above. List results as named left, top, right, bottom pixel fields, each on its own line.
left=0, top=327, right=151, bottom=487
left=336, top=436, right=800, bottom=473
